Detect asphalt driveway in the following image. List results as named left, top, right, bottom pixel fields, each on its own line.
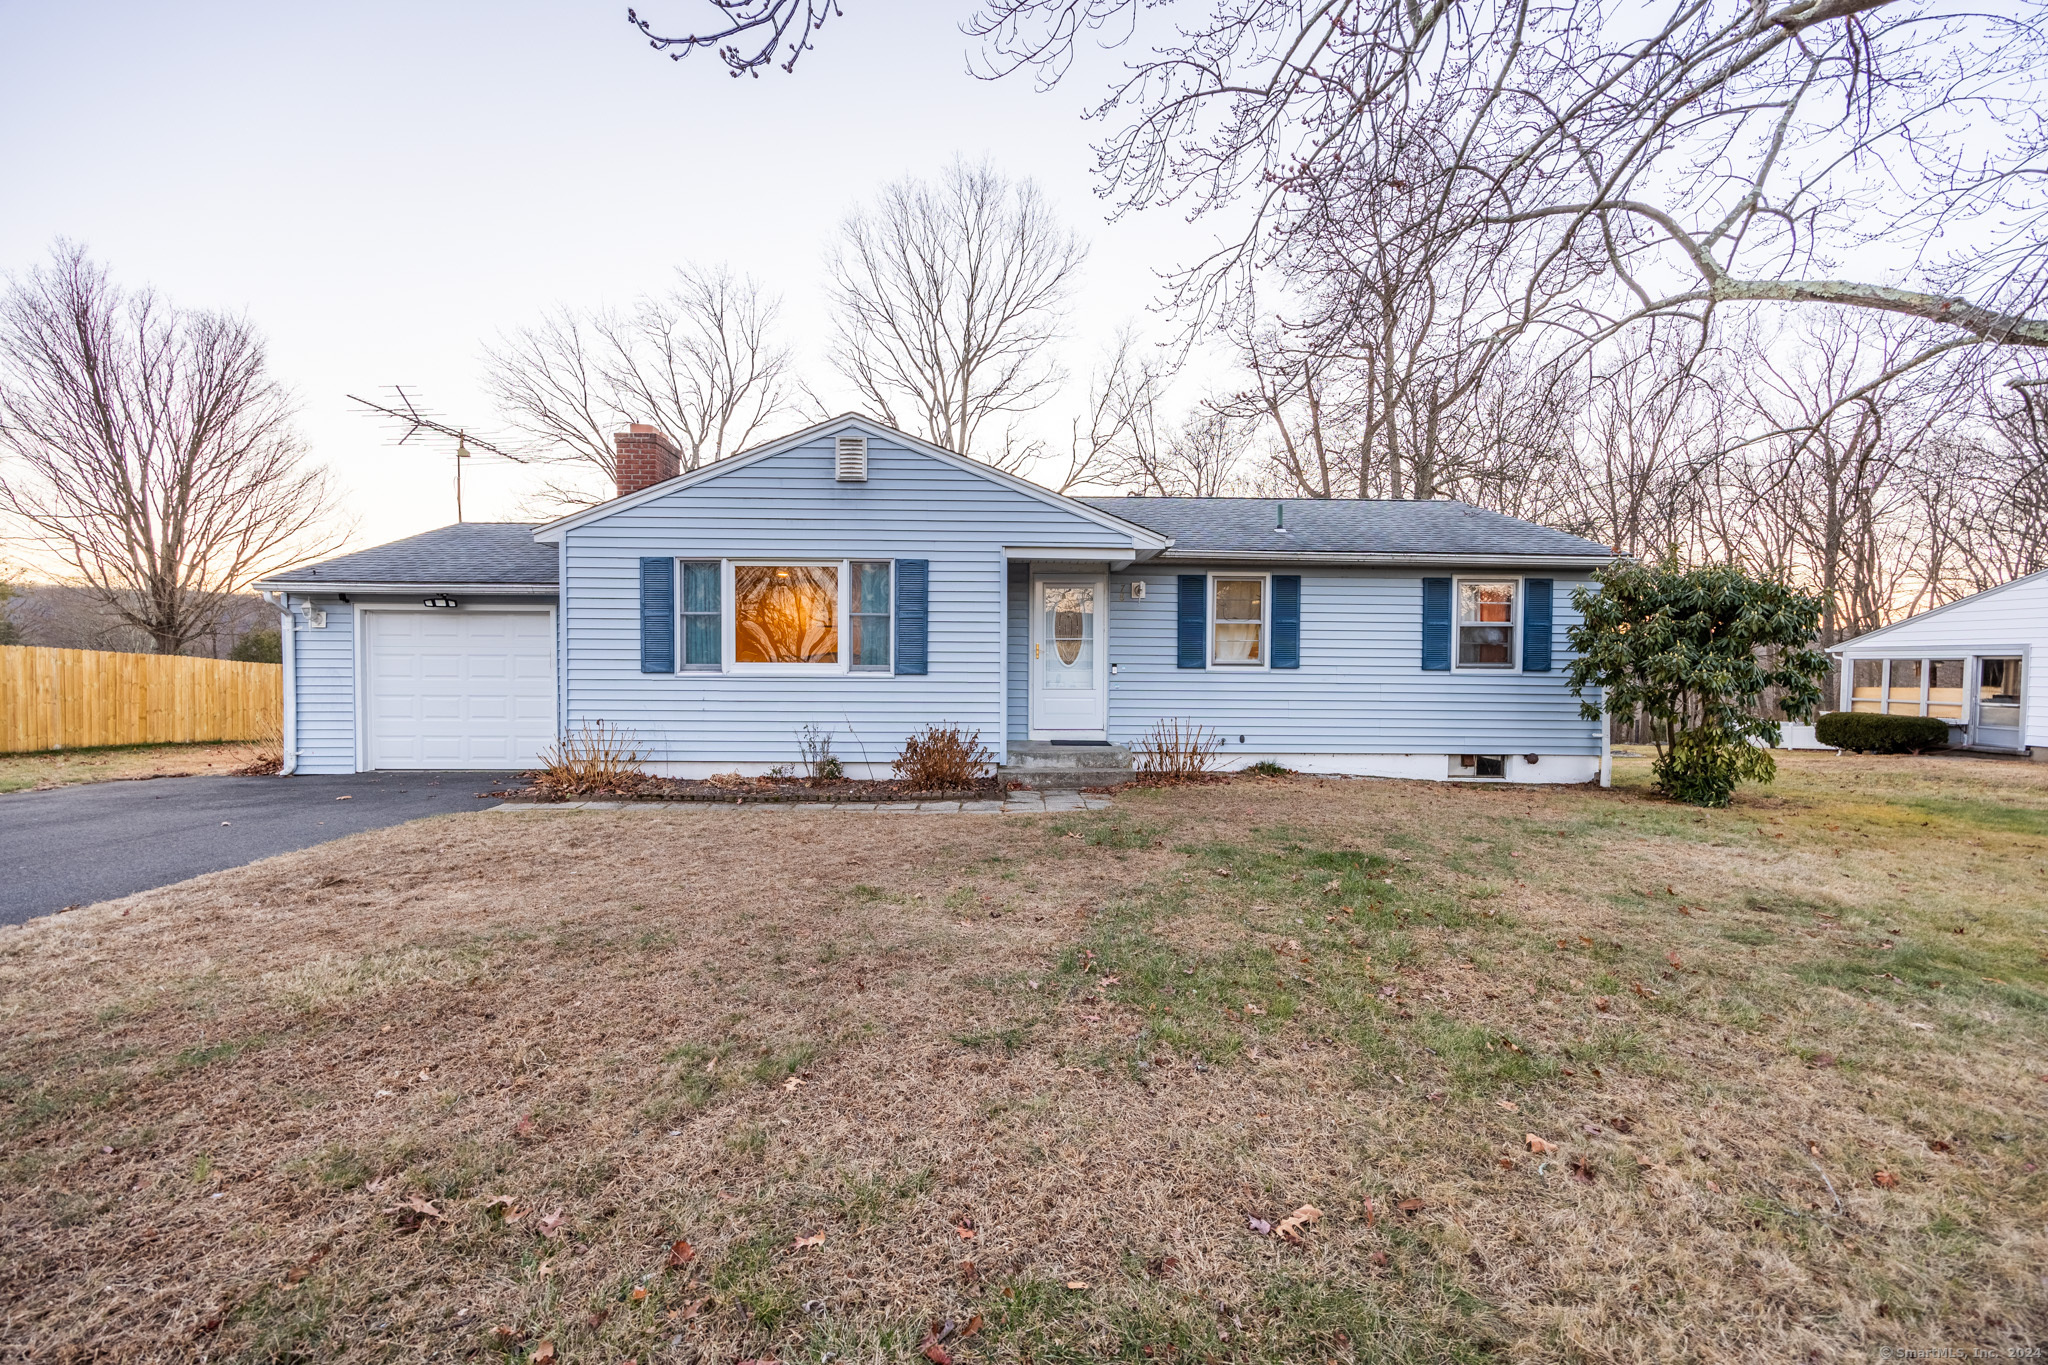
left=0, top=771, right=519, bottom=926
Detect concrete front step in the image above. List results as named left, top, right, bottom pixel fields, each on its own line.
left=999, top=741, right=1136, bottom=790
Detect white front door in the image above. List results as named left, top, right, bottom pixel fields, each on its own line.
left=1029, top=577, right=1108, bottom=739
left=363, top=609, right=557, bottom=769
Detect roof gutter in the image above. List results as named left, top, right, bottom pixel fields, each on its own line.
left=1149, top=550, right=1616, bottom=569
left=248, top=580, right=559, bottom=595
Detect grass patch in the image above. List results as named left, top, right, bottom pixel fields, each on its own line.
left=6, top=751, right=2045, bottom=1361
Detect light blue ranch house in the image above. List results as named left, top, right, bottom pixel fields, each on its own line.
left=255, top=416, right=1617, bottom=786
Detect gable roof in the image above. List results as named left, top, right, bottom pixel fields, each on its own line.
left=254, top=522, right=556, bottom=591
left=1079, top=497, right=1614, bottom=564
left=529, top=414, right=1171, bottom=552
left=1828, top=567, right=2048, bottom=652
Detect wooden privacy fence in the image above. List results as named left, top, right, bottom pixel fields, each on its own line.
left=0, top=645, right=282, bottom=753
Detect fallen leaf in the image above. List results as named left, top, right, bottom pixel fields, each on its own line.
left=955, top=1219, right=977, bottom=1239
left=1610, top=1116, right=1635, bottom=1134
left=1569, top=1157, right=1596, bottom=1183
left=792, top=1231, right=827, bottom=1250
left=1242, top=1002, right=1266, bottom=1016
left=535, top=1209, right=567, bottom=1237
left=1099, top=975, right=1121, bottom=986
left=1271, top=1204, right=1322, bottom=1244
left=631, top=1286, right=649, bottom=1302
left=1245, top=1216, right=1271, bottom=1235
left=1497, top=1157, right=1517, bottom=1170
left=1396, top=1198, right=1426, bottom=1215
left=1928, top=1139, right=1952, bottom=1154
left=1368, top=1250, right=1388, bottom=1267
left=1064, top=1280, right=1091, bottom=1290
left=334, top=795, right=352, bottom=801
left=1525, top=1134, right=1555, bottom=1155
left=1873, top=1170, right=1900, bottom=1189
left=959, top=1313, right=985, bottom=1339
left=381, top=1195, right=447, bottom=1229
left=1593, top=997, right=1611, bottom=1012
left=921, top=1342, right=954, bottom=1365
left=1321, top=879, right=1340, bottom=892
left=1496, top=1099, right=1518, bottom=1112
left=958, top=1259, right=979, bottom=1283
left=664, top=1238, right=696, bottom=1269
left=513, top=1115, right=536, bottom=1138
left=782, top=1076, right=807, bottom=1091
left=531, top=1343, right=558, bottom=1365
left=1143, top=1254, right=1179, bottom=1278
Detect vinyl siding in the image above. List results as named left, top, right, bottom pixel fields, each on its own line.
left=561, top=434, right=1137, bottom=765
left=287, top=595, right=357, bottom=774
left=1078, top=568, right=1600, bottom=754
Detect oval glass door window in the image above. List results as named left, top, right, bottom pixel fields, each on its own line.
left=1044, top=585, right=1095, bottom=685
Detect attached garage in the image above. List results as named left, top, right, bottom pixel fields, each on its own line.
left=361, top=609, right=556, bottom=769
left=256, top=523, right=562, bottom=775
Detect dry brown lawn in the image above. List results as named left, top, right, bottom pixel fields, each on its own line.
left=2, top=753, right=2045, bottom=1364
left=0, top=742, right=271, bottom=795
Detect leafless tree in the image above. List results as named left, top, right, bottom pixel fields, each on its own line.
left=1560, top=333, right=1728, bottom=559
left=1042, top=328, right=1168, bottom=492
left=0, top=243, right=342, bottom=656
left=826, top=159, right=1087, bottom=464
left=483, top=264, right=795, bottom=505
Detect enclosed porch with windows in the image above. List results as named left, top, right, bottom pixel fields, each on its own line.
left=1841, top=654, right=2027, bottom=752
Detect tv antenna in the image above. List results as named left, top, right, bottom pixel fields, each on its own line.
left=348, top=386, right=530, bottom=522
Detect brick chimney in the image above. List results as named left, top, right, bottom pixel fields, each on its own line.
left=613, top=424, right=681, bottom=498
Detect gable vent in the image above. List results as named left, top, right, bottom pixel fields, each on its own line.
left=835, top=434, right=868, bottom=482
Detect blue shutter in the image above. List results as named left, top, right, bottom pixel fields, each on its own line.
left=1421, top=577, right=1452, bottom=672
left=1177, top=575, right=1207, bottom=669
left=1271, top=574, right=1300, bottom=668
left=894, top=559, right=928, bottom=675
left=640, top=557, right=675, bottom=674
left=1522, top=578, right=1553, bottom=672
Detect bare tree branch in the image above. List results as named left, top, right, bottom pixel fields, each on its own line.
left=482, top=264, right=796, bottom=506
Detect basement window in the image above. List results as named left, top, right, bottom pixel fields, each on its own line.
left=1453, top=754, right=1507, bottom=779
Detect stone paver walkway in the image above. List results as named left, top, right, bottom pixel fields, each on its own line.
left=486, top=791, right=1111, bottom=816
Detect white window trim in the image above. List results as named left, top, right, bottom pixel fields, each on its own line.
left=1451, top=575, right=1521, bottom=673
left=715, top=558, right=895, bottom=677
left=1208, top=572, right=1271, bottom=669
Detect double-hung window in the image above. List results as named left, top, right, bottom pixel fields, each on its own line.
left=1456, top=580, right=1516, bottom=668
left=680, top=561, right=720, bottom=669
left=849, top=561, right=892, bottom=671
left=1211, top=575, right=1266, bottom=666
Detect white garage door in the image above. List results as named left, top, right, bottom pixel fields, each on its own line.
left=364, top=610, right=556, bottom=769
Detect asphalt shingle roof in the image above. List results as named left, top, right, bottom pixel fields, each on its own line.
left=1078, top=497, right=1612, bottom=560
left=261, top=523, right=556, bottom=587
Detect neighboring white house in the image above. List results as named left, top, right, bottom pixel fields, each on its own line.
left=1827, top=569, right=2047, bottom=757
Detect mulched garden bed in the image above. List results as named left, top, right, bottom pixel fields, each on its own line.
left=495, top=774, right=1011, bottom=805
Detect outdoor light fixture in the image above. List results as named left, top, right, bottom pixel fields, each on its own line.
left=423, top=595, right=459, bottom=609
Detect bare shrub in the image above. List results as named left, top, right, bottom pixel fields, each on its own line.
left=796, top=723, right=844, bottom=781
left=1134, top=719, right=1221, bottom=783
left=533, top=721, right=652, bottom=799
left=891, top=724, right=993, bottom=791
left=235, top=725, right=284, bottom=776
